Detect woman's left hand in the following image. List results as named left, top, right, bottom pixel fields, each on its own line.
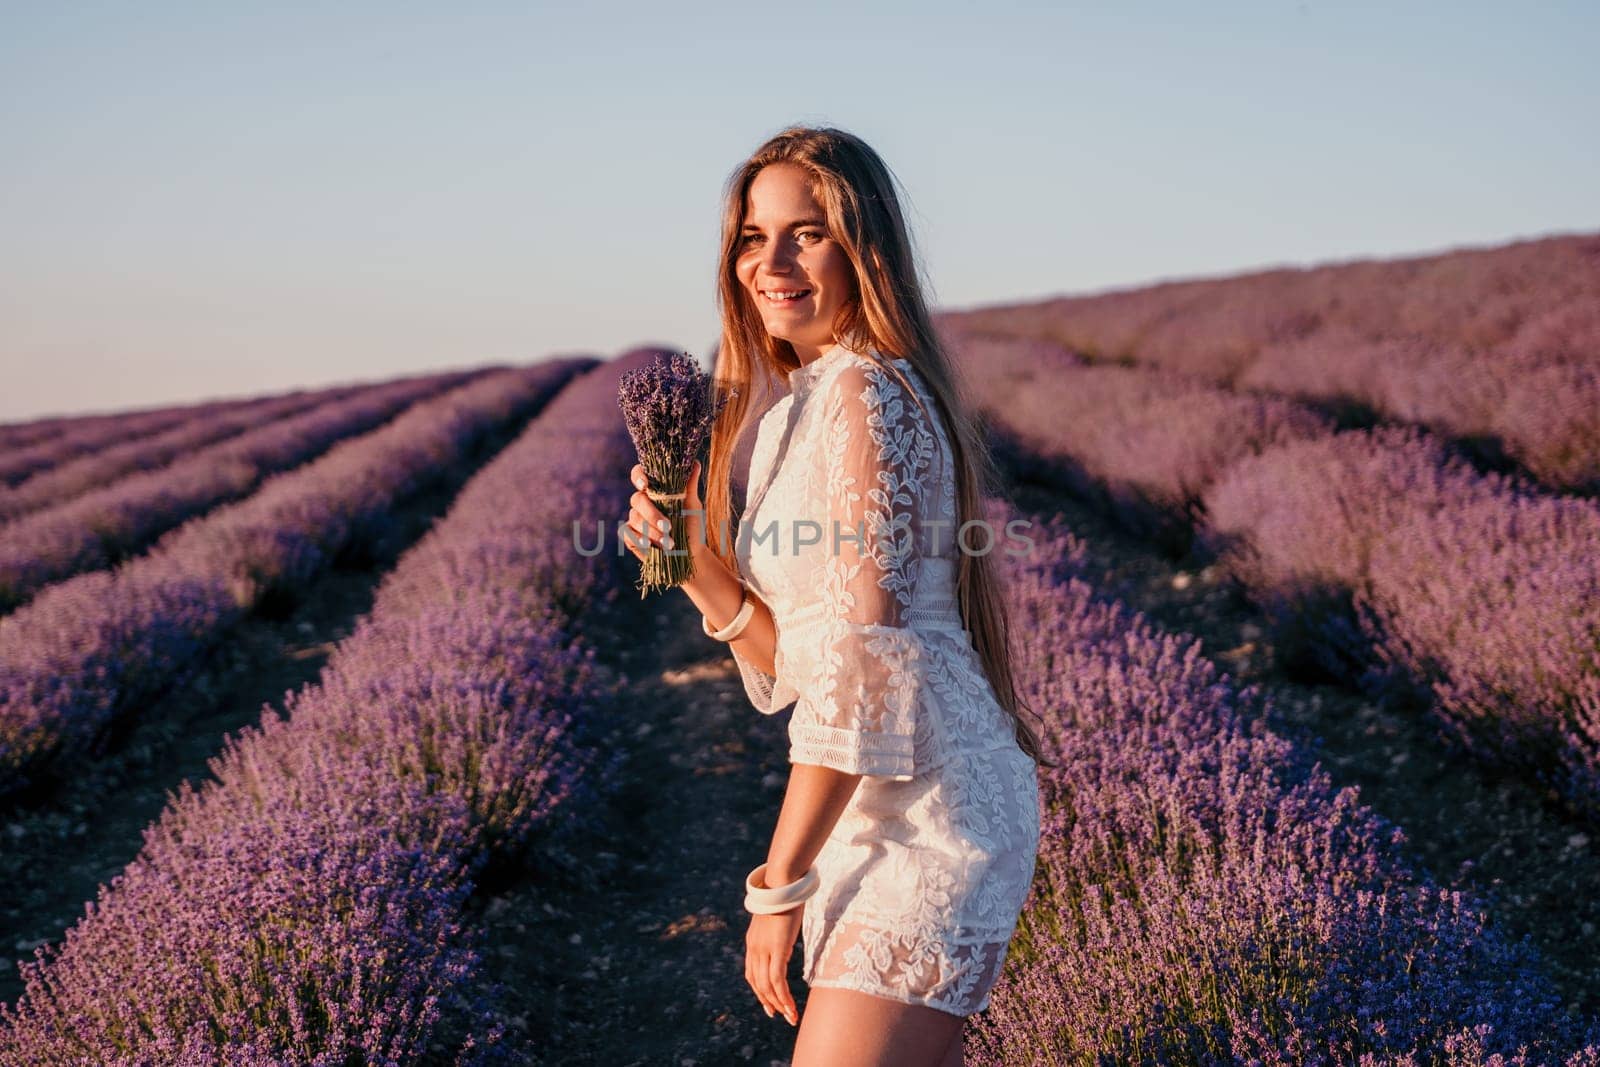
left=746, top=908, right=803, bottom=1026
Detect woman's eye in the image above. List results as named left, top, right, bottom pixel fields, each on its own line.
left=738, top=230, right=823, bottom=248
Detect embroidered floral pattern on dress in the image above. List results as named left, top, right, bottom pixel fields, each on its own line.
left=728, top=344, right=1040, bottom=1017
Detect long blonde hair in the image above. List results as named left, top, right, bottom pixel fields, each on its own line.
left=703, top=124, right=1052, bottom=770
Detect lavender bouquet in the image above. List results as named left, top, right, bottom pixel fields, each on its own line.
left=618, top=351, right=728, bottom=597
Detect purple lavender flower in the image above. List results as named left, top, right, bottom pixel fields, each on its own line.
left=616, top=351, right=728, bottom=596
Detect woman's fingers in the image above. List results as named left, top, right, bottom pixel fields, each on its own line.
left=746, top=921, right=800, bottom=1025
left=769, top=955, right=797, bottom=1024
left=622, top=465, right=674, bottom=561
left=620, top=514, right=653, bottom=560
left=630, top=490, right=671, bottom=538
left=621, top=522, right=645, bottom=560
left=745, top=953, right=777, bottom=1018
left=757, top=970, right=783, bottom=1022
left=746, top=936, right=779, bottom=1019
left=622, top=520, right=666, bottom=558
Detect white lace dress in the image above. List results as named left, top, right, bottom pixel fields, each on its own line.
left=729, top=342, right=1041, bottom=1018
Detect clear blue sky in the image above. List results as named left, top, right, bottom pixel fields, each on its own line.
left=2, top=0, right=1596, bottom=420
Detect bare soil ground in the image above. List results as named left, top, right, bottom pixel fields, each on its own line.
left=454, top=592, right=802, bottom=1066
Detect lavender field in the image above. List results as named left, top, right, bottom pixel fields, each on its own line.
left=1, top=233, right=1599, bottom=1064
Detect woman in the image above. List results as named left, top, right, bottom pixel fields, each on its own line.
left=623, top=125, right=1047, bottom=1067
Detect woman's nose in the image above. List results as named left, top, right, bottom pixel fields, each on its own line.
left=760, top=237, right=796, bottom=273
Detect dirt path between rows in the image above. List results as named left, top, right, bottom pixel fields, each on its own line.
left=458, top=591, right=802, bottom=1067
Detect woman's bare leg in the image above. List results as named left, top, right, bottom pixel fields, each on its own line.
left=791, top=986, right=966, bottom=1067
left=937, top=1019, right=965, bottom=1067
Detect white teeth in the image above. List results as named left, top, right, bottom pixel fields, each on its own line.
left=764, top=290, right=809, bottom=301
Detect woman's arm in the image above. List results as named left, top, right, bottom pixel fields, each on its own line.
left=683, top=542, right=858, bottom=880
left=628, top=472, right=861, bottom=879
left=763, top=763, right=861, bottom=885
left=679, top=536, right=779, bottom=677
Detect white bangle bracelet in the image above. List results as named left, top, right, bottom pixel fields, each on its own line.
left=703, top=581, right=754, bottom=642
left=744, top=862, right=819, bottom=915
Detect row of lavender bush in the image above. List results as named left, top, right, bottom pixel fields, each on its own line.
left=946, top=329, right=1600, bottom=828
left=945, top=332, right=1335, bottom=554
left=0, top=368, right=483, bottom=613
left=0, top=361, right=582, bottom=801
left=0, top=348, right=649, bottom=1064
left=0, top=393, right=292, bottom=457
left=0, top=390, right=279, bottom=487
left=1203, top=428, right=1600, bottom=824
left=0, top=371, right=471, bottom=465
left=0, top=412, right=110, bottom=455
left=0, top=380, right=368, bottom=523
left=940, top=233, right=1600, bottom=489
left=968, top=502, right=1600, bottom=1065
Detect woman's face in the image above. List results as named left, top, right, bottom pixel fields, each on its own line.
left=735, top=163, right=855, bottom=359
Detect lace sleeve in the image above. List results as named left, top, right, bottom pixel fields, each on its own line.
left=729, top=596, right=798, bottom=716
left=788, top=359, right=938, bottom=781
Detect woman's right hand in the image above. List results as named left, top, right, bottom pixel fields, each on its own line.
left=623, top=459, right=704, bottom=563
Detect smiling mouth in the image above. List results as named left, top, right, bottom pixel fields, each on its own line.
left=761, top=288, right=812, bottom=305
